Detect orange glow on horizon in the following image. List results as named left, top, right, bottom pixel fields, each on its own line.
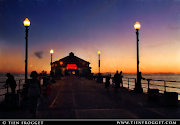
left=1, top=42, right=180, bottom=74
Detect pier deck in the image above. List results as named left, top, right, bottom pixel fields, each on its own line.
left=0, top=76, right=179, bottom=119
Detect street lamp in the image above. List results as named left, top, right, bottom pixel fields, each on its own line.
left=50, top=49, right=54, bottom=76
left=98, top=51, right=101, bottom=73
left=134, top=21, right=143, bottom=93
left=23, top=18, right=30, bottom=81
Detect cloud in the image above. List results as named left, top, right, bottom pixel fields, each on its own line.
left=35, top=51, right=43, bottom=59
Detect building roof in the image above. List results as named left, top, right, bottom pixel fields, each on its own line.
left=52, top=52, right=90, bottom=67
left=59, top=52, right=89, bottom=63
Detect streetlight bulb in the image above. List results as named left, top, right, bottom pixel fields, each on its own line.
left=134, top=21, right=141, bottom=29
left=23, top=18, right=30, bottom=27
left=60, top=61, right=63, bottom=65
left=98, top=51, right=101, bottom=54
left=50, top=49, right=54, bottom=54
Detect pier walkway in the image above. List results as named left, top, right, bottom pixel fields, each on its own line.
left=0, top=76, right=180, bottom=119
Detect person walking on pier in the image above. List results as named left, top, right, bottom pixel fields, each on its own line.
left=26, top=71, right=41, bottom=118
left=119, top=71, right=123, bottom=87
left=114, top=71, right=120, bottom=93
left=3, top=73, right=17, bottom=94
left=105, top=75, right=110, bottom=91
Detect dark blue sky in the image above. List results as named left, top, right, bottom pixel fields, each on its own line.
left=0, top=0, right=180, bottom=73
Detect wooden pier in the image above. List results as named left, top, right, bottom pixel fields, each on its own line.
left=0, top=76, right=179, bottom=119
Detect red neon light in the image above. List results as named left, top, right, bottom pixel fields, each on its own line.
left=66, top=64, right=77, bottom=70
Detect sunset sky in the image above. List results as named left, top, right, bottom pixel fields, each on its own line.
left=0, top=0, right=180, bottom=74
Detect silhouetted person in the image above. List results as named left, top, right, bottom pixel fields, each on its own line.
left=114, top=71, right=120, bottom=93
left=3, top=73, right=17, bottom=94
left=105, top=75, right=110, bottom=91
left=26, top=71, right=41, bottom=118
left=119, top=71, right=123, bottom=87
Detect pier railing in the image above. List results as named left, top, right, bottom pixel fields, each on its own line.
left=1, top=76, right=180, bottom=100
left=0, top=78, right=43, bottom=99
left=110, top=77, right=180, bottom=96
left=98, top=75, right=180, bottom=97
left=142, top=79, right=180, bottom=94
left=0, top=79, right=26, bottom=97
left=0, top=78, right=44, bottom=103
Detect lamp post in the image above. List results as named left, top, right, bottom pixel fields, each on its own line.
left=134, top=21, right=143, bottom=93
left=23, top=18, right=30, bottom=81
left=98, top=51, right=101, bottom=73
left=50, top=49, right=54, bottom=76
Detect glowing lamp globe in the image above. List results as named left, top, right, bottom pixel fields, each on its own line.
left=50, top=49, right=54, bottom=54
left=98, top=51, right=101, bottom=54
left=60, top=61, right=63, bottom=65
left=134, top=21, right=141, bottom=29
left=23, top=18, right=30, bottom=27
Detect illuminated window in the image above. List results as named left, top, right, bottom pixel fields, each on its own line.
left=66, top=64, right=77, bottom=70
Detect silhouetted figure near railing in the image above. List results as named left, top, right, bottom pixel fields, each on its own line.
left=119, top=71, right=123, bottom=87
left=114, top=71, right=120, bottom=93
left=105, top=75, right=110, bottom=91
left=3, top=73, right=17, bottom=94
left=26, top=71, right=41, bottom=118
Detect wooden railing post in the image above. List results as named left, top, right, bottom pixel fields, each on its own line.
left=19, top=79, right=21, bottom=91
left=128, top=78, right=129, bottom=89
left=7, top=82, right=8, bottom=94
left=147, top=79, right=150, bottom=90
left=164, top=81, right=166, bottom=92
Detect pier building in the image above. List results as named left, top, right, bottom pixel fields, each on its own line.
left=51, top=52, right=91, bottom=76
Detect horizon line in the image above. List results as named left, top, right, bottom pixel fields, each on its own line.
left=0, top=72, right=180, bottom=74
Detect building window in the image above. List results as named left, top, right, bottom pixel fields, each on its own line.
left=66, top=64, right=77, bottom=70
